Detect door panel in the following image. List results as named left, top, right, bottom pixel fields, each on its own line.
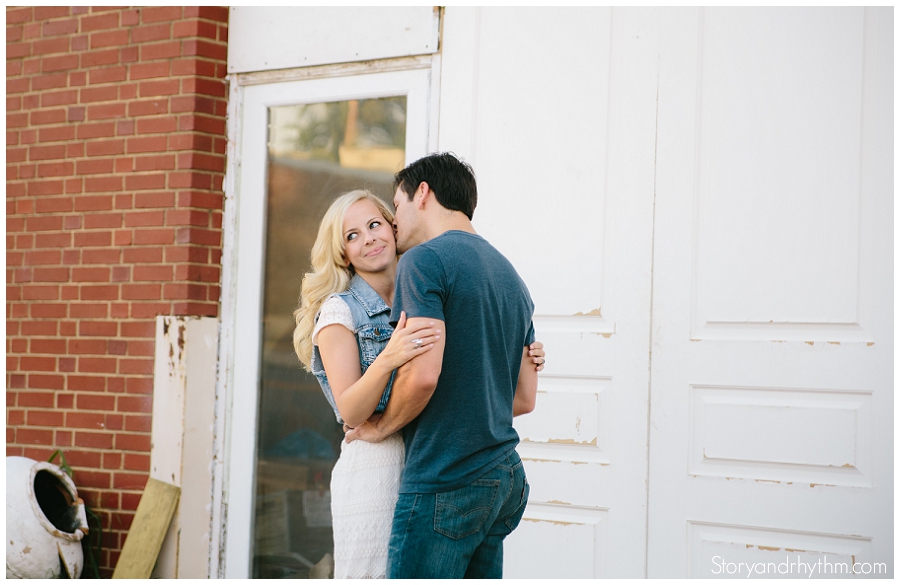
left=692, top=8, right=869, bottom=339
left=439, top=8, right=660, bottom=577
left=649, top=7, right=893, bottom=577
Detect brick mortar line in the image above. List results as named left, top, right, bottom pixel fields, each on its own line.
left=9, top=140, right=228, bottom=150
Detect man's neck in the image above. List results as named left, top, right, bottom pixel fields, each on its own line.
left=425, top=210, right=476, bottom=241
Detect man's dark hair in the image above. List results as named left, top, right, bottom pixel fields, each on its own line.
left=394, top=152, right=477, bottom=220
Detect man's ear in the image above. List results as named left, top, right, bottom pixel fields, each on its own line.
left=416, top=181, right=431, bottom=209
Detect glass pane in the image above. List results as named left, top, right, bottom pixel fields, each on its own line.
left=253, top=97, right=406, bottom=578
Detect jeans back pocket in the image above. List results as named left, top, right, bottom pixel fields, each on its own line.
left=504, top=476, right=529, bottom=532
left=434, top=478, right=500, bottom=540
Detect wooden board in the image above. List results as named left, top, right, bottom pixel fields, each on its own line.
left=112, top=478, right=181, bottom=579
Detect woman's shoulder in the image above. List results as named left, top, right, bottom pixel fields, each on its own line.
left=313, top=295, right=355, bottom=345
left=318, top=295, right=352, bottom=322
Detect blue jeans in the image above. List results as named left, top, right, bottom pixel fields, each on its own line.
left=387, top=450, right=529, bottom=579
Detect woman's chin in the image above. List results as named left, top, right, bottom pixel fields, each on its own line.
left=355, top=258, right=396, bottom=275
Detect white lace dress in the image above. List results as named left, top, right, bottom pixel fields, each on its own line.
left=314, top=297, right=405, bottom=579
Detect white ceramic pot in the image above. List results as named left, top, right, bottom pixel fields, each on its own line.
left=6, top=456, right=88, bottom=579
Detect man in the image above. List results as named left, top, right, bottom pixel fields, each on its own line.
left=346, top=152, right=538, bottom=578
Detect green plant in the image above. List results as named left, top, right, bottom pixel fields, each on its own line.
left=48, top=450, right=104, bottom=579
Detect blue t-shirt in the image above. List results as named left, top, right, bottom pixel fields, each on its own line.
left=391, top=230, right=535, bottom=493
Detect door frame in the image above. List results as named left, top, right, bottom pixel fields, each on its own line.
left=210, top=56, right=441, bottom=578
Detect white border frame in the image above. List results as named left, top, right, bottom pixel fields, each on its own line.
left=213, top=61, right=440, bottom=578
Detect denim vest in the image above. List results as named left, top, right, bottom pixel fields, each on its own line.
left=311, top=274, right=396, bottom=424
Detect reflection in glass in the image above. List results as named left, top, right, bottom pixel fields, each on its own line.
left=253, top=97, right=406, bottom=578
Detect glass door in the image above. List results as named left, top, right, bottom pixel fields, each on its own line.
left=256, top=97, right=406, bottom=578
left=224, top=68, right=435, bottom=578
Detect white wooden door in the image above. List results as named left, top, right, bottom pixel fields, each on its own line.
left=439, top=8, right=660, bottom=577
left=216, top=7, right=893, bottom=579
left=648, top=7, right=893, bottom=577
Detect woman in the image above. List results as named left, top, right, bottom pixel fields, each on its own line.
left=293, top=190, right=545, bottom=579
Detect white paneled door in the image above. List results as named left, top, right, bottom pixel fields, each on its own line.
left=220, top=7, right=892, bottom=578
left=437, top=8, right=660, bottom=577
left=648, top=7, right=893, bottom=578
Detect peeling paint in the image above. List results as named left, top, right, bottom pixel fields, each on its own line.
left=547, top=437, right=597, bottom=446
left=547, top=499, right=571, bottom=505
left=805, top=341, right=814, bottom=346
left=523, top=518, right=578, bottom=526
left=866, top=342, right=874, bottom=346
left=827, top=341, right=840, bottom=345
left=758, top=546, right=781, bottom=552
left=178, top=323, right=187, bottom=354
left=519, top=457, right=596, bottom=466
left=574, top=308, right=602, bottom=317
left=785, top=548, right=807, bottom=553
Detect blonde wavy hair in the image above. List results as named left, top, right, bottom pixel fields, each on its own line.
left=293, top=190, right=396, bottom=371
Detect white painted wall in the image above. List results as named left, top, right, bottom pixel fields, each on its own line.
left=218, top=6, right=893, bottom=578
left=150, top=316, right=219, bottom=578
left=227, top=7, right=439, bottom=74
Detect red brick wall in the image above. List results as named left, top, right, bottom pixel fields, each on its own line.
left=6, top=6, right=228, bottom=575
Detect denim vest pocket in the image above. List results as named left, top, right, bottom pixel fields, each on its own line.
left=356, top=324, right=393, bottom=365
left=433, top=478, right=500, bottom=540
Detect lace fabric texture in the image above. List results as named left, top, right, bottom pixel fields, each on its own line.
left=313, top=296, right=354, bottom=345
left=331, top=433, right=405, bottom=579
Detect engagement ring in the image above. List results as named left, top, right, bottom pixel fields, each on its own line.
left=412, top=338, right=423, bottom=349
